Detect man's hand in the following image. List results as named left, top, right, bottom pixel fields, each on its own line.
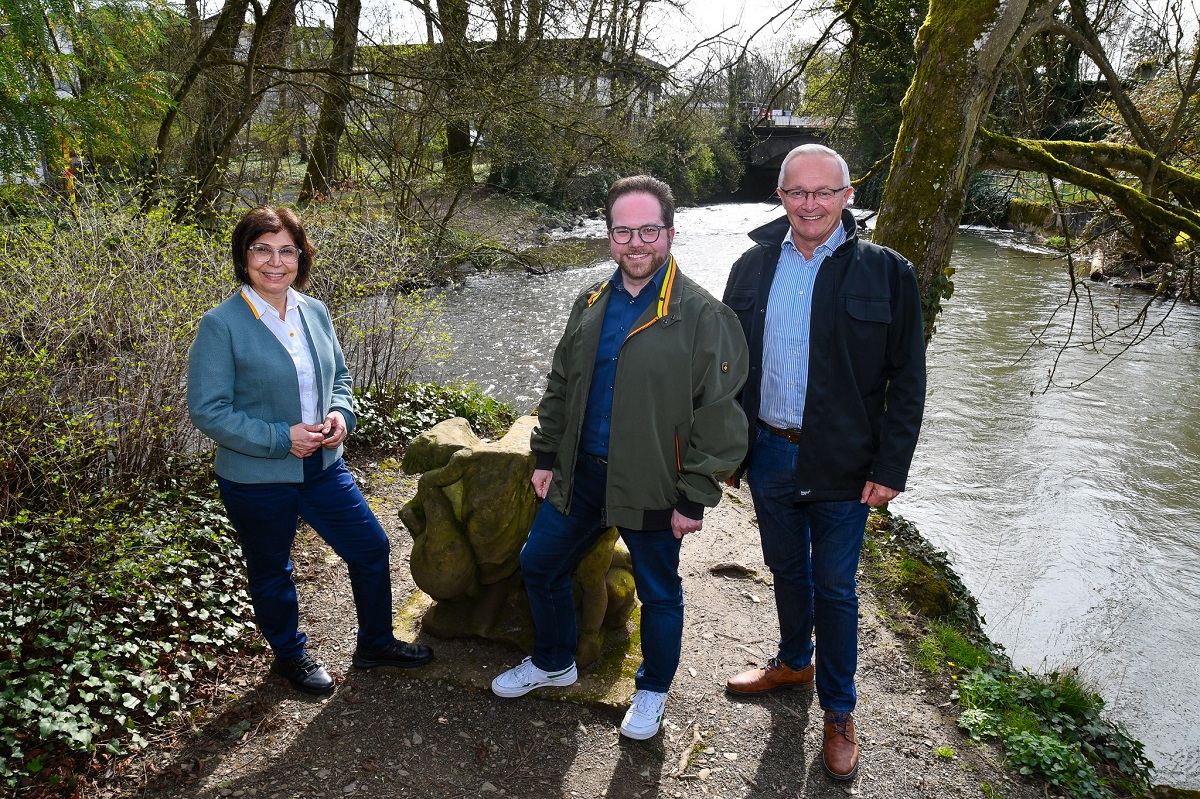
left=860, top=481, right=899, bottom=507
left=321, top=411, right=348, bottom=449
left=671, top=510, right=702, bottom=540
left=531, top=468, right=552, bottom=499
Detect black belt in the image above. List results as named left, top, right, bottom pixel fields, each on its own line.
left=759, top=420, right=801, bottom=444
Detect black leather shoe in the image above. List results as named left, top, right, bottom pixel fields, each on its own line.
left=271, top=653, right=335, bottom=695
left=352, top=639, right=434, bottom=669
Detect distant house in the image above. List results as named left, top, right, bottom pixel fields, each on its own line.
left=354, top=35, right=666, bottom=123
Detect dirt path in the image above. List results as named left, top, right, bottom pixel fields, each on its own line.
left=109, top=463, right=1048, bottom=799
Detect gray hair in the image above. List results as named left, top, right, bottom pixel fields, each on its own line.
left=778, top=144, right=852, bottom=188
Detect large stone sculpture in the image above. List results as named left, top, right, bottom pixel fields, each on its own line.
left=399, top=416, right=637, bottom=668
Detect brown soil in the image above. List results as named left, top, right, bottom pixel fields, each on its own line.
left=102, top=454, right=1054, bottom=799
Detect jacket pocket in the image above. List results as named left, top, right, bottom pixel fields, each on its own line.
left=723, top=289, right=756, bottom=311
left=842, top=295, right=889, bottom=381
left=723, top=289, right=756, bottom=332
left=674, top=423, right=690, bottom=472
left=844, top=295, right=891, bottom=324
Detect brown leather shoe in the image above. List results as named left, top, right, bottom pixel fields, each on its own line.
left=822, top=711, right=859, bottom=780
left=725, top=657, right=815, bottom=695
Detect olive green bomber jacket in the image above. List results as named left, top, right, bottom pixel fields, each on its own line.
left=531, top=257, right=750, bottom=530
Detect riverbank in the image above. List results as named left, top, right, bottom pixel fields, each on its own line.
left=422, top=195, right=1200, bottom=788
left=98, top=446, right=1191, bottom=799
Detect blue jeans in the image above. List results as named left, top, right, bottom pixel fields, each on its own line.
left=747, top=426, right=870, bottom=713
left=217, top=455, right=394, bottom=660
left=520, top=454, right=684, bottom=693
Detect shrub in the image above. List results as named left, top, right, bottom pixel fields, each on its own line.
left=0, top=473, right=256, bottom=791
left=351, top=381, right=518, bottom=451
left=952, top=668, right=1153, bottom=798
left=0, top=202, right=230, bottom=512
left=963, top=171, right=1015, bottom=226
left=641, top=103, right=743, bottom=204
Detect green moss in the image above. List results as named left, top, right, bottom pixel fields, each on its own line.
left=1007, top=197, right=1054, bottom=230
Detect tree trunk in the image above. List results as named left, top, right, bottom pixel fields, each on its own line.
left=175, top=0, right=299, bottom=219
left=976, top=129, right=1200, bottom=256
left=873, top=0, right=1061, bottom=337
left=438, top=0, right=474, bottom=187
left=139, top=0, right=249, bottom=211
left=300, top=0, right=362, bottom=202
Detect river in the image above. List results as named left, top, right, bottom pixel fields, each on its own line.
left=425, top=201, right=1200, bottom=789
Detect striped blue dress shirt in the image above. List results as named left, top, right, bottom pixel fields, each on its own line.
left=758, top=222, right=847, bottom=430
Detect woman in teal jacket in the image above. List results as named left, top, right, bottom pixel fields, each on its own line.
left=188, top=206, right=433, bottom=695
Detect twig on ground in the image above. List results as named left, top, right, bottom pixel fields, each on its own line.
left=670, top=724, right=702, bottom=777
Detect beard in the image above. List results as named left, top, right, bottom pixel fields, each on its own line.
left=616, top=250, right=662, bottom=284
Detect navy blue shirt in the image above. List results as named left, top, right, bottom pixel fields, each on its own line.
left=578, top=262, right=668, bottom=458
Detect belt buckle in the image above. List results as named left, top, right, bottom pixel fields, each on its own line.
left=760, top=419, right=801, bottom=444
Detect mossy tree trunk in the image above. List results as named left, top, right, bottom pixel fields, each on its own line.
left=977, top=129, right=1200, bottom=255
left=873, top=0, right=1062, bottom=338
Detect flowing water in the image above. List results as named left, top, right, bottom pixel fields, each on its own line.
left=425, top=201, right=1200, bottom=788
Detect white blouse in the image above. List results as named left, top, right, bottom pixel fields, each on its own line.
left=240, top=285, right=321, bottom=425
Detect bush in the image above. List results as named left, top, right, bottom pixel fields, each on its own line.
left=0, top=473, right=256, bottom=791
left=953, top=668, right=1153, bottom=798
left=0, top=202, right=231, bottom=510
left=641, top=103, right=743, bottom=204
left=963, top=171, right=1015, bottom=226
left=351, top=381, right=518, bottom=451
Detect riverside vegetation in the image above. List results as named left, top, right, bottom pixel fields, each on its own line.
left=0, top=194, right=1162, bottom=798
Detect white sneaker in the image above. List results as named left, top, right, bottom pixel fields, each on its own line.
left=620, top=690, right=668, bottom=739
left=491, top=656, right=578, bottom=698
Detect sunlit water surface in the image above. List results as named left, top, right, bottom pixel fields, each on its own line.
left=424, top=202, right=1200, bottom=788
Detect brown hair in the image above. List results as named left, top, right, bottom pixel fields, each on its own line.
left=231, top=206, right=314, bottom=289
left=605, top=175, right=675, bottom=229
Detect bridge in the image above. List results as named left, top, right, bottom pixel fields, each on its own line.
left=742, top=116, right=833, bottom=198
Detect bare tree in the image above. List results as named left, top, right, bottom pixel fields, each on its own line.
left=300, top=0, right=363, bottom=201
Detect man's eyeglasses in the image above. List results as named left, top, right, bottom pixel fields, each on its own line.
left=609, top=225, right=668, bottom=245
left=248, top=244, right=302, bottom=264
left=779, top=186, right=849, bottom=203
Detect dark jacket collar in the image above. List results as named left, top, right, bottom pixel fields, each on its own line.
left=747, top=209, right=859, bottom=252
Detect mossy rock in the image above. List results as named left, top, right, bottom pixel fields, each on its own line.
left=897, top=560, right=956, bottom=618
left=1007, top=197, right=1055, bottom=233
left=399, top=416, right=637, bottom=668
left=1145, top=787, right=1200, bottom=799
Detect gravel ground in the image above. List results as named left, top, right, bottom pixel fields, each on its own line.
left=107, top=460, right=1051, bottom=799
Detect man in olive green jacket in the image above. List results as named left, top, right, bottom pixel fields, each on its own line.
left=491, top=175, right=749, bottom=742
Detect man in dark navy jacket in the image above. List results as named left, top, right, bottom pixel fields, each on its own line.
left=721, top=144, right=926, bottom=781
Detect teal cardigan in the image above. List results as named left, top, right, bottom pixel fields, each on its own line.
left=187, top=290, right=358, bottom=484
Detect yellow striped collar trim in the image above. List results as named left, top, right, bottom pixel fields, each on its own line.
left=239, top=289, right=261, bottom=319
left=587, top=280, right=609, bottom=306
left=627, top=256, right=677, bottom=340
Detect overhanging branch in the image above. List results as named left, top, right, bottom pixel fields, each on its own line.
left=976, top=127, right=1200, bottom=242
